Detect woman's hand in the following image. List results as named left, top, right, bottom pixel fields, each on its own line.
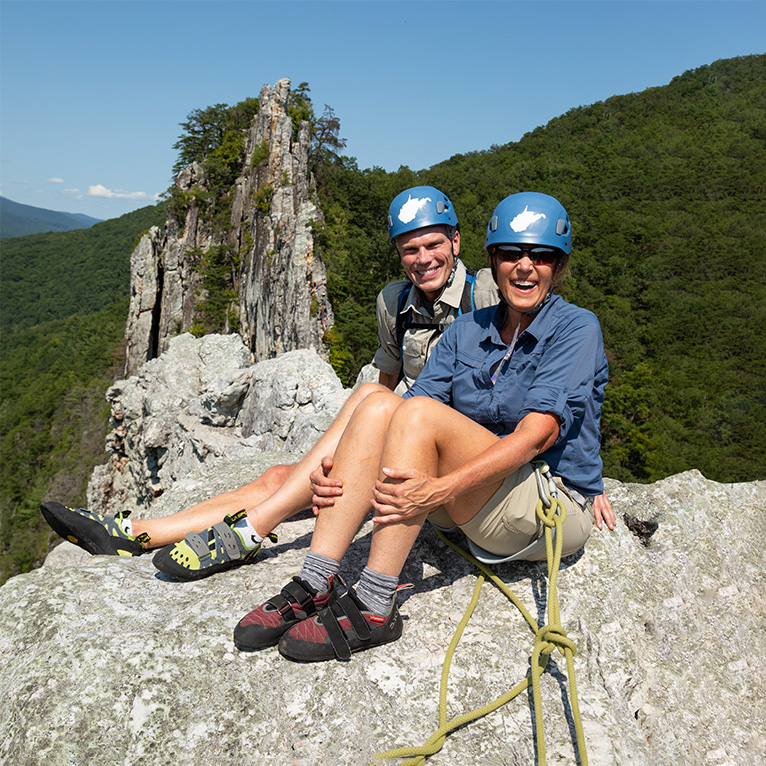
left=310, top=457, right=343, bottom=516
left=371, top=467, right=449, bottom=524
left=592, top=493, right=616, bottom=531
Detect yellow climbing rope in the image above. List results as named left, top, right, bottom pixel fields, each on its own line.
left=373, top=491, right=588, bottom=765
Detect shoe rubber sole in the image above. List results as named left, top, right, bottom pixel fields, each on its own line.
left=152, top=544, right=258, bottom=581
left=40, top=501, right=144, bottom=557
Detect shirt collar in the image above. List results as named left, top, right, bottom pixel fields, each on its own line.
left=402, top=258, right=467, bottom=313
left=486, top=294, right=562, bottom=346
left=438, top=258, right=468, bottom=309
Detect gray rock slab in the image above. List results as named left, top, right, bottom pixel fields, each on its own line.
left=2, top=467, right=764, bottom=765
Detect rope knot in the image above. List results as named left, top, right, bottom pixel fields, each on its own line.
left=535, top=624, right=577, bottom=657
left=535, top=496, right=566, bottom=528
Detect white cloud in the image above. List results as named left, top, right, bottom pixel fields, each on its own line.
left=64, top=188, right=83, bottom=198
left=88, top=184, right=153, bottom=200
left=48, top=177, right=64, bottom=184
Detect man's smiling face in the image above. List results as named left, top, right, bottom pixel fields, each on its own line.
left=396, top=225, right=459, bottom=302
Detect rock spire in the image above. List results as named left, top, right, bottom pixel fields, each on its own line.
left=123, top=78, right=332, bottom=377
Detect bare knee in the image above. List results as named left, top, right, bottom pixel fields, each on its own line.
left=388, top=396, right=443, bottom=433
left=262, top=463, right=294, bottom=493
left=352, top=381, right=392, bottom=405
left=354, top=388, right=402, bottom=420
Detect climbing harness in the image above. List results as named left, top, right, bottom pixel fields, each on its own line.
left=374, top=462, right=588, bottom=765
left=467, top=461, right=558, bottom=565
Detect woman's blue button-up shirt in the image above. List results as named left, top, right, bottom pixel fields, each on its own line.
left=403, top=294, right=608, bottom=497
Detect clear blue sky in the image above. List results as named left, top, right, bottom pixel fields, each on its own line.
left=1, top=0, right=763, bottom=220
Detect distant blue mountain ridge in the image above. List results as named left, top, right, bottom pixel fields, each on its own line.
left=0, top=196, right=102, bottom=238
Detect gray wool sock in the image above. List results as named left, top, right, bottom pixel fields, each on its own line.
left=355, top=566, right=399, bottom=617
left=300, top=551, right=341, bottom=594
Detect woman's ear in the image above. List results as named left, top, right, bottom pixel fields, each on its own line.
left=487, top=249, right=498, bottom=284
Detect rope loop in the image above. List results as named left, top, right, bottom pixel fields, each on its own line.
left=374, top=465, right=588, bottom=766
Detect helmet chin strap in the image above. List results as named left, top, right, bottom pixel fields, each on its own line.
left=431, top=249, right=460, bottom=303
left=523, top=289, right=553, bottom=316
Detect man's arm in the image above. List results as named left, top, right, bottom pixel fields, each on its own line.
left=372, top=282, right=409, bottom=385
left=378, top=371, right=398, bottom=391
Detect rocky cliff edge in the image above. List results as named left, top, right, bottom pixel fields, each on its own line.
left=0, top=335, right=763, bottom=765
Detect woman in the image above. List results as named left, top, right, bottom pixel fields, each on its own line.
left=233, top=191, right=614, bottom=662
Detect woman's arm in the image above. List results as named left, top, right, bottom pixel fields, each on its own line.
left=371, top=410, right=560, bottom=524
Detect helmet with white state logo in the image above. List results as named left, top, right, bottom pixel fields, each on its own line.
left=387, top=186, right=459, bottom=242
left=484, top=192, right=572, bottom=255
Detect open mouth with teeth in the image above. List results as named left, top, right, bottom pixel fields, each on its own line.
left=511, top=280, right=538, bottom=292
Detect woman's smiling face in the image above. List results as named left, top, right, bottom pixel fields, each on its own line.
left=491, top=245, right=558, bottom=317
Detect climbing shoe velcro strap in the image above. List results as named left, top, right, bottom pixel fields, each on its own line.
left=210, top=521, right=242, bottom=560
left=184, top=531, right=211, bottom=558
left=318, top=591, right=372, bottom=661
left=270, top=577, right=316, bottom=618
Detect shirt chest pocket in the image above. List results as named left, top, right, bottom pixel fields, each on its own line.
left=402, top=327, right=434, bottom=378
left=452, top=348, right=490, bottom=415
left=455, top=347, right=486, bottom=372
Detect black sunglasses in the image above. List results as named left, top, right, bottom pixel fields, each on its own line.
left=492, top=245, right=559, bottom=266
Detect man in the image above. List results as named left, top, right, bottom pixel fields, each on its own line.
left=40, top=186, right=613, bottom=580
left=372, top=186, right=500, bottom=391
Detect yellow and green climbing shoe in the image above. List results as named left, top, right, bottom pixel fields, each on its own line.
left=40, top=501, right=149, bottom=557
left=152, top=510, right=276, bottom=581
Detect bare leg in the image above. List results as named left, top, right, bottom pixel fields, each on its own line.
left=132, top=464, right=293, bottom=548
left=132, top=382, right=391, bottom=547
left=309, top=390, right=404, bottom=562
left=367, top=396, right=502, bottom=576
left=305, top=395, right=503, bottom=579
left=249, top=385, right=399, bottom=544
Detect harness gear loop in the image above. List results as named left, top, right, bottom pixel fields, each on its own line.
left=374, top=463, right=588, bottom=766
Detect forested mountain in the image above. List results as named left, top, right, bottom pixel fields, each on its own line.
left=0, top=206, right=163, bottom=582
left=0, top=196, right=102, bottom=238
left=318, top=54, right=766, bottom=486
left=1, top=206, right=164, bottom=329
left=0, top=54, right=763, bottom=583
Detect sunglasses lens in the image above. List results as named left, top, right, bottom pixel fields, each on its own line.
left=529, top=248, right=557, bottom=265
left=494, top=246, right=558, bottom=265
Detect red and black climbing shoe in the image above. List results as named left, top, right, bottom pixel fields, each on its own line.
left=278, top=584, right=404, bottom=662
left=40, top=501, right=150, bottom=557
left=233, top=576, right=333, bottom=651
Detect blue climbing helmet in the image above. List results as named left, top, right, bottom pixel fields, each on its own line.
left=388, top=186, right=459, bottom=242
left=484, top=192, right=572, bottom=254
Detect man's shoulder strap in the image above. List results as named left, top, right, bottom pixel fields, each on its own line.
left=395, top=270, right=478, bottom=355
left=459, top=269, right=477, bottom=315
left=395, top=282, right=416, bottom=359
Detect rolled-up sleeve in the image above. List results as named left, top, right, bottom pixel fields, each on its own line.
left=371, top=281, right=408, bottom=376
left=518, top=313, right=605, bottom=443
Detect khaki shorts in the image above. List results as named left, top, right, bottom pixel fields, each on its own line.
left=429, top=463, right=593, bottom=561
